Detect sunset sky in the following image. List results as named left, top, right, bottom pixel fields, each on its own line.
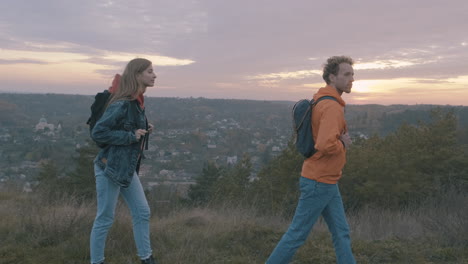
left=0, top=0, right=467, bottom=105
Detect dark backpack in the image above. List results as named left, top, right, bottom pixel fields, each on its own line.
left=86, top=90, right=112, bottom=147
left=292, top=96, right=337, bottom=158
left=86, top=91, right=145, bottom=149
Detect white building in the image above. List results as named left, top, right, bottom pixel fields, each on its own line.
left=35, top=116, right=55, bottom=132
left=227, top=156, right=238, bottom=165
left=272, top=146, right=281, bottom=152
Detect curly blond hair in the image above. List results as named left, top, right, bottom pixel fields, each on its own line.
left=322, top=56, right=354, bottom=84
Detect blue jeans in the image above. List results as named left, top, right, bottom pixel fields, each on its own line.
left=90, top=164, right=152, bottom=264
left=267, top=177, right=356, bottom=264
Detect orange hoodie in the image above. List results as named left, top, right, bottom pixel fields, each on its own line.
left=301, top=85, right=347, bottom=184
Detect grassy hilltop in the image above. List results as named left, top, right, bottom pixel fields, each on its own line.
left=1, top=189, right=467, bottom=264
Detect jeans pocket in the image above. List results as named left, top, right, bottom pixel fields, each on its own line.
left=299, top=177, right=318, bottom=198
left=94, top=164, right=105, bottom=178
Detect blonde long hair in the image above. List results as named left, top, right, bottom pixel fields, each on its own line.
left=107, top=58, right=152, bottom=106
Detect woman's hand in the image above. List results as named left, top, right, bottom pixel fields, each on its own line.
left=135, top=129, right=148, bottom=140
left=148, top=123, right=154, bottom=134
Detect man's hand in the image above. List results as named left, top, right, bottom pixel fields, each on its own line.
left=340, top=132, right=352, bottom=149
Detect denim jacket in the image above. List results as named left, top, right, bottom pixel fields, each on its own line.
left=92, top=100, right=147, bottom=187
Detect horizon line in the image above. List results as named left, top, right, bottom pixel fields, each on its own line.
left=1, top=91, right=467, bottom=107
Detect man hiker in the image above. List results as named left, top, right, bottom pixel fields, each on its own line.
left=266, top=56, right=356, bottom=264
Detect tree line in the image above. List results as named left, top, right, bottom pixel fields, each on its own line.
left=187, top=108, right=468, bottom=214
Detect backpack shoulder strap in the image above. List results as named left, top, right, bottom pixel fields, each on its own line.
left=313, top=95, right=337, bottom=107
left=308, top=96, right=338, bottom=123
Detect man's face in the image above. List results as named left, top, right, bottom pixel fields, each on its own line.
left=330, top=63, right=354, bottom=94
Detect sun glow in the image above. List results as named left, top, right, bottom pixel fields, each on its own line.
left=346, top=77, right=468, bottom=105
left=352, top=80, right=382, bottom=93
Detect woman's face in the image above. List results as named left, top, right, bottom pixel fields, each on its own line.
left=137, top=64, right=157, bottom=92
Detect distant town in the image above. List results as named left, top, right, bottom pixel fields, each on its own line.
left=1, top=93, right=467, bottom=195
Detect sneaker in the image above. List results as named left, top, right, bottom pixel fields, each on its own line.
left=141, top=255, right=156, bottom=264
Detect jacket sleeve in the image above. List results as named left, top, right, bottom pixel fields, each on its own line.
left=91, top=101, right=138, bottom=145
left=313, top=101, right=345, bottom=157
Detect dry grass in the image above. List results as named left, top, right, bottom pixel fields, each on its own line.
left=350, top=190, right=468, bottom=244
left=1, top=188, right=467, bottom=264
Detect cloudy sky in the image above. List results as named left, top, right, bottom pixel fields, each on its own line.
left=1, top=0, right=467, bottom=105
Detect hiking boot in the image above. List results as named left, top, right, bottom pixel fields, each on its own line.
left=141, top=255, right=156, bottom=264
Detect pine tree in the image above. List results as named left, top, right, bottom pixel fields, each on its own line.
left=64, top=141, right=99, bottom=201
left=188, top=161, right=223, bottom=205
left=35, top=160, right=62, bottom=200
left=212, top=154, right=252, bottom=204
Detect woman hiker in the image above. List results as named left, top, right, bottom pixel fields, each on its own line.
left=90, top=58, right=157, bottom=264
